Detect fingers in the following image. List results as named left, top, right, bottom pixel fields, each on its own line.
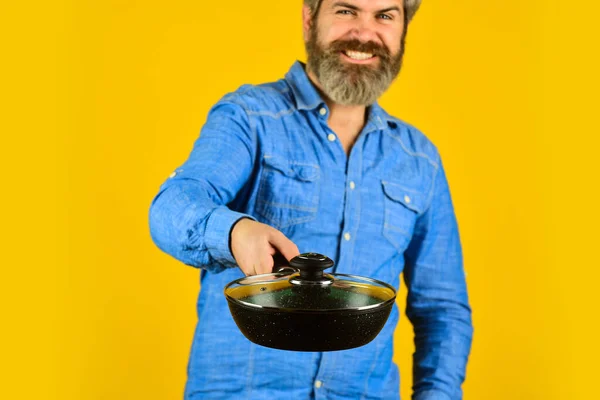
left=236, top=245, right=275, bottom=276
left=237, top=256, right=257, bottom=277
left=256, top=251, right=275, bottom=275
left=269, top=229, right=300, bottom=262
left=230, top=218, right=300, bottom=276
left=238, top=249, right=275, bottom=276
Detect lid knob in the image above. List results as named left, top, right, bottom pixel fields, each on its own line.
left=289, top=253, right=334, bottom=283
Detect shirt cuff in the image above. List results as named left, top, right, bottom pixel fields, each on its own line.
left=204, top=206, right=256, bottom=266
left=414, top=390, right=453, bottom=400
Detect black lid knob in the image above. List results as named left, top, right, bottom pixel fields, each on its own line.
left=290, top=253, right=334, bottom=282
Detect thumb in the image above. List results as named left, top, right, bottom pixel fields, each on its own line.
left=269, top=230, right=300, bottom=262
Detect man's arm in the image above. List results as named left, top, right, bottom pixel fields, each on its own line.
left=149, top=99, right=256, bottom=272
left=403, top=153, right=474, bottom=400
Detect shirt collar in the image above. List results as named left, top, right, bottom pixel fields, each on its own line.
left=285, top=61, right=325, bottom=111
left=285, top=60, right=396, bottom=131
left=365, top=102, right=391, bottom=132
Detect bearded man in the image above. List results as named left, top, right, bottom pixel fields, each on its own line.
left=149, top=0, right=473, bottom=399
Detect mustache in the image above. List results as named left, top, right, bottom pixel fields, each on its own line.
left=326, top=39, right=391, bottom=59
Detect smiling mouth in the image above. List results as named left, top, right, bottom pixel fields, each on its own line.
left=342, top=50, right=376, bottom=61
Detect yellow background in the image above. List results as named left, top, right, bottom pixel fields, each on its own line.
left=2, top=0, right=599, bottom=398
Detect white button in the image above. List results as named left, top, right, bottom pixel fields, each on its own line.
left=328, top=134, right=336, bottom=142
left=349, top=181, right=356, bottom=190
left=315, top=380, right=323, bottom=389
left=344, top=232, right=351, bottom=241
left=319, top=107, right=327, bottom=116
left=169, top=171, right=177, bottom=178
left=404, top=195, right=411, bottom=204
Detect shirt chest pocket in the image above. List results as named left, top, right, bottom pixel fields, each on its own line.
left=381, top=180, right=427, bottom=253
left=255, top=157, right=320, bottom=230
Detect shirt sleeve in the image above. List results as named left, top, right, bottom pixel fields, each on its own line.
left=148, top=99, right=257, bottom=272
left=403, top=152, right=474, bottom=400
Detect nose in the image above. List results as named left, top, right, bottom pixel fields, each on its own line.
left=347, top=15, right=380, bottom=43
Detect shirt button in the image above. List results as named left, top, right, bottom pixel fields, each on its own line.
left=344, top=232, right=351, bottom=241
left=315, top=380, right=323, bottom=389
left=169, top=171, right=177, bottom=178
left=404, top=195, right=411, bottom=204
left=349, top=181, right=356, bottom=190
left=319, top=107, right=327, bottom=116
left=328, top=134, right=336, bottom=142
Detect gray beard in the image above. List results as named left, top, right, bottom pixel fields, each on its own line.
left=305, top=27, right=405, bottom=106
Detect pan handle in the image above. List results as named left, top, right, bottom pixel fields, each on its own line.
left=272, top=252, right=298, bottom=273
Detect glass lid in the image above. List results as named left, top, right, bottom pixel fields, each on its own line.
left=224, top=253, right=396, bottom=312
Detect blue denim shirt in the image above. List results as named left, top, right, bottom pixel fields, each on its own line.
left=149, top=61, right=473, bottom=400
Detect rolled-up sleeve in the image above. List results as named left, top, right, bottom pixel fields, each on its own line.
left=403, top=153, right=474, bottom=400
left=149, top=99, right=257, bottom=272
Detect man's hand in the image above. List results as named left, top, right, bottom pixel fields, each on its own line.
left=230, top=218, right=300, bottom=276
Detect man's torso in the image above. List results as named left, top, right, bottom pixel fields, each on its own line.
left=184, top=62, right=441, bottom=400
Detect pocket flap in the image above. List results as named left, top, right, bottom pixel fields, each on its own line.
left=381, top=181, right=427, bottom=214
left=263, top=156, right=320, bottom=182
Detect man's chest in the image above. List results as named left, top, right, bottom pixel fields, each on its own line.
left=248, top=117, right=434, bottom=261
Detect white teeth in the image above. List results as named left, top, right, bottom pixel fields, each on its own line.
left=344, top=50, right=374, bottom=60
